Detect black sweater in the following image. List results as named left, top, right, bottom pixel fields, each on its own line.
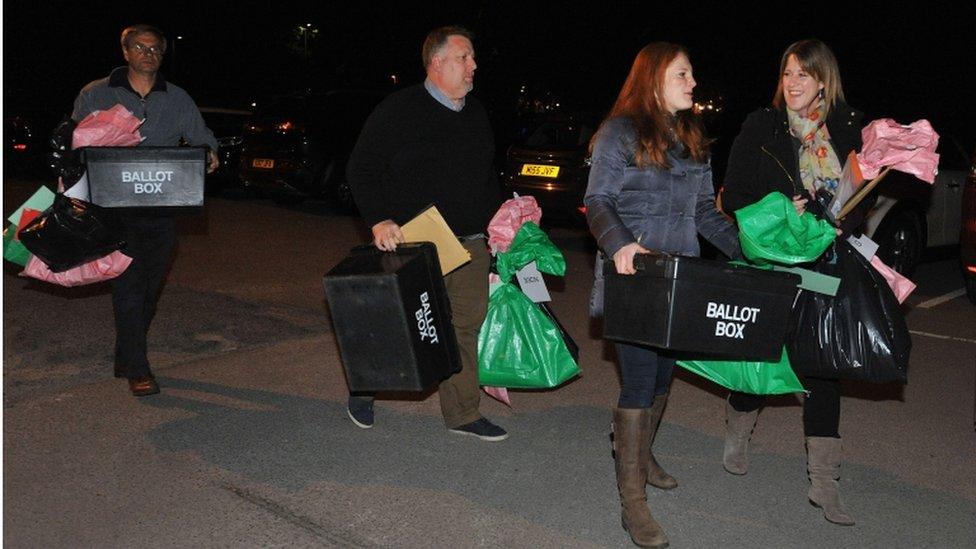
left=347, top=84, right=499, bottom=236
left=721, top=103, right=872, bottom=235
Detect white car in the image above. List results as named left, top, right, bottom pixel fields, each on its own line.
left=865, top=135, right=969, bottom=276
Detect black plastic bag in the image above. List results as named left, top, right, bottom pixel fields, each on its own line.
left=46, top=116, right=85, bottom=187
left=786, top=240, right=910, bottom=383
left=539, top=301, right=580, bottom=362
left=18, top=194, right=126, bottom=273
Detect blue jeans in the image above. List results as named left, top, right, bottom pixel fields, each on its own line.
left=615, top=342, right=675, bottom=409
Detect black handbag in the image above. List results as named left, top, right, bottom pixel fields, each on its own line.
left=18, top=194, right=127, bottom=272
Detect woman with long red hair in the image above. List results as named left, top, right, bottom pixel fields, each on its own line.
left=585, top=43, right=741, bottom=548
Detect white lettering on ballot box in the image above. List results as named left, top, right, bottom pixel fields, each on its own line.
left=603, top=253, right=801, bottom=361
left=82, top=147, right=206, bottom=209
left=324, top=243, right=461, bottom=393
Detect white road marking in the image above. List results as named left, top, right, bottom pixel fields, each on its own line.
left=909, top=330, right=976, bottom=345
left=916, top=288, right=966, bottom=309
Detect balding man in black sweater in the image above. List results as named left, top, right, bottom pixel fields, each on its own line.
left=345, top=26, right=506, bottom=441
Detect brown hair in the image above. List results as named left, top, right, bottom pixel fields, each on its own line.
left=592, top=42, right=708, bottom=169
left=772, top=39, right=846, bottom=115
left=421, top=26, right=474, bottom=69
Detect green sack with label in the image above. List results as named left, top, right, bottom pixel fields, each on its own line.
left=735, top=191, right=836, bottom=266
left=495, top=221, right=566, bottom=281
left=477, top=282, right=580, bottom=389
left=676, top=347, right=804, bottom=395
left=3, top=225, right=31, bottom=267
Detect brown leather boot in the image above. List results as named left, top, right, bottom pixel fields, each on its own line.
left=614, top=407, right=669, bottom=548
left=645, top=393, right=677, bottom=490
left=806, top=436, right=855, bottom=525
left=723, top=397, right=758, bottom=475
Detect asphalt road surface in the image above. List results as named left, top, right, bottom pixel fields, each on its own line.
left=4, top=179, right=975, bottom=548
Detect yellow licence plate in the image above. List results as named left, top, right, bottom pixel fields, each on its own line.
left=520, top=164, right=560, bottom=178
left=252, top=158, right=274, bottom=169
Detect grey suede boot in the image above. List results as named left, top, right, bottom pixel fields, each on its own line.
left=645, top=393, right=677, bottom=490
left=806, top=436, right=855, bottom=525
left=614, top=407, right=669, bottom=548
left=723, top=397, right=759, bottom=475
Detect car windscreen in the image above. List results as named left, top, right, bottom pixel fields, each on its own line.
left=513, top=118, right=595, bottom=151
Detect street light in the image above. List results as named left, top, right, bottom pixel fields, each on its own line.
left=296, top=23, right=318, bottom=62
left=171, top=35, right=184, bottom=73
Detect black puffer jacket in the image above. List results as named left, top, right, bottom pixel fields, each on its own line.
left=721, top=103, right=870, bottom=234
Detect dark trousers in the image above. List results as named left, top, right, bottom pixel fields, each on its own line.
left=112, top=216, right=176, bottom=378
left=729, top=376, right=841, bottom=437
left=615, top=342, right=675, bottom=409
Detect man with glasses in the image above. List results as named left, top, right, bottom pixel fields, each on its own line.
left=345, top=26, right=507, bottom=441
left=71, top=24, right=219, bottom=397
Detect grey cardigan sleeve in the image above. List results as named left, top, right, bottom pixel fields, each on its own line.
left=584, top=121, right=637, bottom=257
left=176, top=91, right=218, bottom=151
left=695, top=161, right=742, bottom=259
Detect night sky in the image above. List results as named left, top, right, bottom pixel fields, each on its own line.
left=4, top=0, right=975, bottom=157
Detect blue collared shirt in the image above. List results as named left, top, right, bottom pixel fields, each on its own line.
left=424, top=78, right=465, bottom=112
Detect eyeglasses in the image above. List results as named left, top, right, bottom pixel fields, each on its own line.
left=129, top=43, right=164, bottom=57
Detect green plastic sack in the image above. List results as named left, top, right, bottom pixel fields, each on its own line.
left=495, top=222, right=566, bottom=281
left=735, top=191, right=836, bottom=266
left=478, top=282, right=580, bottom=388
left=3, top=225, right=31, bottom=267
left=676, top=347, right=804, bottom=395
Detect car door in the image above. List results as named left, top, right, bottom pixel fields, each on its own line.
left=928, top=137, right=967, bottom=246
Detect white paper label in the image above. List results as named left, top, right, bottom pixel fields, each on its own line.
left=516, top=261, right=551, bottom=303
left=847, top=234, right=879, bottom=261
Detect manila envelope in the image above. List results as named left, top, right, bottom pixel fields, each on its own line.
left=401, top=205, right=471, bottom=275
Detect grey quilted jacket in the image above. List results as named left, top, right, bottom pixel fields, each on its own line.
left=584, top=116, right=741, bottom=315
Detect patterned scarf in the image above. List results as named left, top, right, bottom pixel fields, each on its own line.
left=787, top=102, right=842, bottom=194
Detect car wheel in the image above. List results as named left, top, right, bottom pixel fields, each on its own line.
left=874, top=210, right=924, bottom=277
left=966, top=276, right=976, bottom=305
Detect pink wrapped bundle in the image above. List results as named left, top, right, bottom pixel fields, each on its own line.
left=857, top=119, right=939, bottom=184
left=870, top=255, right=916, bottom=304
left=72, top=104, right=144, bottom=148
left=483, top=386, right=512, bottom=406
left=21, top=250, right=133, bottom=287
left=487, top=195, right=542, bottom=253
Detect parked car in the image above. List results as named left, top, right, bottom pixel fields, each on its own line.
left=198, top=107, right=252, bottom=194
left=961, top=146, right=976, bottom=304
left=4, top=116, right=40, bottom=174
left=865, top=134, right=970, bottom=276
left=238, top=89, right=387, bottom=209
left=499, top=112, right=597, bottom=221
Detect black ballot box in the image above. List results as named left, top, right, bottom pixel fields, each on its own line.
left=323, top=243, right=461, bottom=392
left=83, top=147, right=206, bottom=209
left=603, top=253, right=800, bottom=361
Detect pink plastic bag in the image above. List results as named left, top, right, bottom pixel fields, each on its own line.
left=857, top=119, right=940, bottom=184
left=869, top=255, right=916, bottom=304
left=20, top=250, right=133, bottom=287
left=487, top=195, right=542, bottom=253
left=72, top=104, right=144, bottom=149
